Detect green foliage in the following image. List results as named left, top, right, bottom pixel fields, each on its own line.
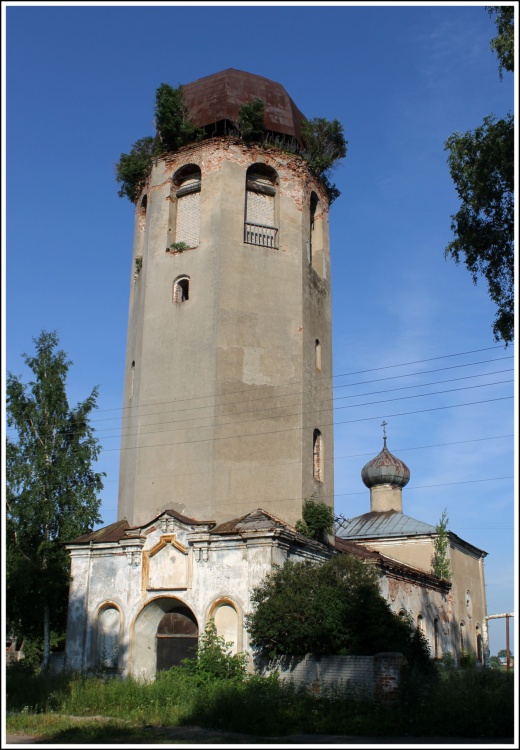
left=295, top=494, right=334, bottom=542
left=301, top=117, right=347, bottom=203
left=172, top=619, right=248, bottom=682
left=168, top=241, right=191, bottom=253
left=488, top=6, right=514, bottom=79
left=134, top=256, right=143, bottom=275
left=237, top=98, right=266, bottom=141
left=115, top=136, right=159, bottom=203
left=431, top=509, right=451, bottom=581
left=154, top=83, right=204, bottom=152
left=444, top=9, right=514, bottom=345
left=6, top=666, right=514, bottom=739
left=6, top=331, right=104, bottom=671
left=459, top=650, right=477, bottom=669
left=444, top=113, right=514, bottom=344
left=246, top=554, right=432, bottom=672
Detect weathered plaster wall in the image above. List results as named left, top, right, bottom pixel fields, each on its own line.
left=65, top=514, right=330, bottom=679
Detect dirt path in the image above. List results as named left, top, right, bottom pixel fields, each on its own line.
left=5, top=728, right=515, bottom=745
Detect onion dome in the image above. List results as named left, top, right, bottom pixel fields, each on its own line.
left=361, top=435, right=410, bottom=489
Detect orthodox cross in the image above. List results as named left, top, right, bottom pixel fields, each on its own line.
left=381, top=420, right=388, bottom=447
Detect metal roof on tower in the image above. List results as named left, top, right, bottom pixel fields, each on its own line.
left=182, top=68, right=307, bottom=147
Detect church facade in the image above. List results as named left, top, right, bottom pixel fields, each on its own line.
left=64, top=69, right=487, bottom=678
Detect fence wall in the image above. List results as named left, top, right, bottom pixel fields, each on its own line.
left=264, top=652, right=407, bottom=702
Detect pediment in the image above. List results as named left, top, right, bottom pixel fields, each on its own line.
left=143, top=535, right=189, bottom=591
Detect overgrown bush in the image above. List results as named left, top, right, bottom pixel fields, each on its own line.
left=295, top=494, right=334, bottom=542
left=6, top=667, right=514, bottom=738
left=237, top=98, right=265, bottom=141
left=246, top=554, right=433, bottom=673
left=168, top=619, right=248, bottom=682
left=115, top=136, right=159, bottom=203
left=154, top=83, right=204, bottom=152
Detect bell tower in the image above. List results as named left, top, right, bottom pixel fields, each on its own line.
left=117, top=69, right=335, bottom=527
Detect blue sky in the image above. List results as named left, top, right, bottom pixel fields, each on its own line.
left=4, top=2, right=516, bottom=655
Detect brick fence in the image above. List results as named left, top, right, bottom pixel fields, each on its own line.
left=262, top=652, right=407, bottom=702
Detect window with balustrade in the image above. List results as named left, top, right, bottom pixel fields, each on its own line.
left=244, top=164, right=278, bottom=248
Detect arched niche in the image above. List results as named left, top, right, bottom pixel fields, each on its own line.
left=96, top=604, right=121, bottom=671
left=209, top=599, right=241, bottom=654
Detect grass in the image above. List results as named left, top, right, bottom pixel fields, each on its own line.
left=5, top=664, right=515, bottom=742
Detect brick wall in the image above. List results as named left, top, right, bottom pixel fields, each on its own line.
left=263, top=652, right=406, bottom=701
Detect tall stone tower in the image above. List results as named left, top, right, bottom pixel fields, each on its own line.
left=118, top=69, right=334, bottom=528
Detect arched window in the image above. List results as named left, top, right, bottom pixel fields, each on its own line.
left=433, top=617, right=439, bottom=658
left=315, top=339, right=322, bottom=371
left=97, top=605, right=120, bottom=671
left=460, top=621, right=466, bottom=653
left=417, top=613, right=425, bottom=633
left=313, top=429, right=323, bottom=482
left=476, top=625, right=483, bottom=663
left=173, top=276, right=190, bottom=303
left=244, top=164, right=278, bottom=248
left=309, top=191, right=324, bottom=276
left=168, top=165, right=201, bottom=250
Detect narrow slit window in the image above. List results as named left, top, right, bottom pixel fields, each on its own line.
left=313, top=429, right=323, bottom=482
left=315, top=339, right=321, bottom=371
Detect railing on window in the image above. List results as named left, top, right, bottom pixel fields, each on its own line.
left=244, top=222, right=278, bottom=249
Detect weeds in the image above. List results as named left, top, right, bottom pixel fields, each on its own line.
left=6, top=666, right=514, bottom=739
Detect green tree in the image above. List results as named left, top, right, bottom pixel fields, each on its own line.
left=488, top=6, right=514, bottom=79
left=295, top=494, right=334, bottom=543
left=6, top=331, right=104, bottom=672
left=115, top=136, right=159, bottom=203
left=444, top=9, right=514, bottom=345
left=154, top=83, right=204, bottom=152
left=431, top=509, right=451, bottom=581
left=246, top=554, right=432, bottom=672
left=237, top=98, right=266, bottom=141
left=301, top=117, right=347, bottom=203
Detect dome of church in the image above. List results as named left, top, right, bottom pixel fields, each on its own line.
left=361, top=439, right=410, bottom=489
left=182, top=68, right=307, bottom=147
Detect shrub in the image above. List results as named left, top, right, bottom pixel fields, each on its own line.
left=237, top=98, right=265, bottom=141
left=168, top=619, right=248, bottom=682
left=115, top=136, right=159, bottom=203
left=154, top=83, right=204, bottom=152
left=295, top=494, right=334, bottom=543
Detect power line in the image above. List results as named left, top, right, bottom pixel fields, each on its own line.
left=88, top=345, right=510, bottom=416
left=9, top=373, right=513, bottom=442
left=94, top=395, right=514, bottom=453
left=18, top=434, right=513, bottom=492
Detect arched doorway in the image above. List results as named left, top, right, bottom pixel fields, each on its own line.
left=156, top=605, right=198, bottom=672
left=132, top=597, right=199, bottom=680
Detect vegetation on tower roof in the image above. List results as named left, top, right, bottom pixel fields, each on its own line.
left=115, top=83, right=347, bottom=205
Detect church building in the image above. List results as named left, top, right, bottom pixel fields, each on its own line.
left=64, top=69, right=487, bottom=679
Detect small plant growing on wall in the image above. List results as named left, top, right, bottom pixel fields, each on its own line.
left=431, top=509, right=451, bottom=581
left=295, top=493, right=334, bottom=544
left=134, top=256, right=143, bottom=277
left=168, top=242, right=191, bottom=254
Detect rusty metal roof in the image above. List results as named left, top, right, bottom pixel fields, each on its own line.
left=182, top=68, right=307, bottom=147
left=162, top=509, right=215, bottom=526
left=338, top=510, right=437, bottom=540
left=65, top=519, right=131, bottom=545
left=210, top=508, right=295, bottom=535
